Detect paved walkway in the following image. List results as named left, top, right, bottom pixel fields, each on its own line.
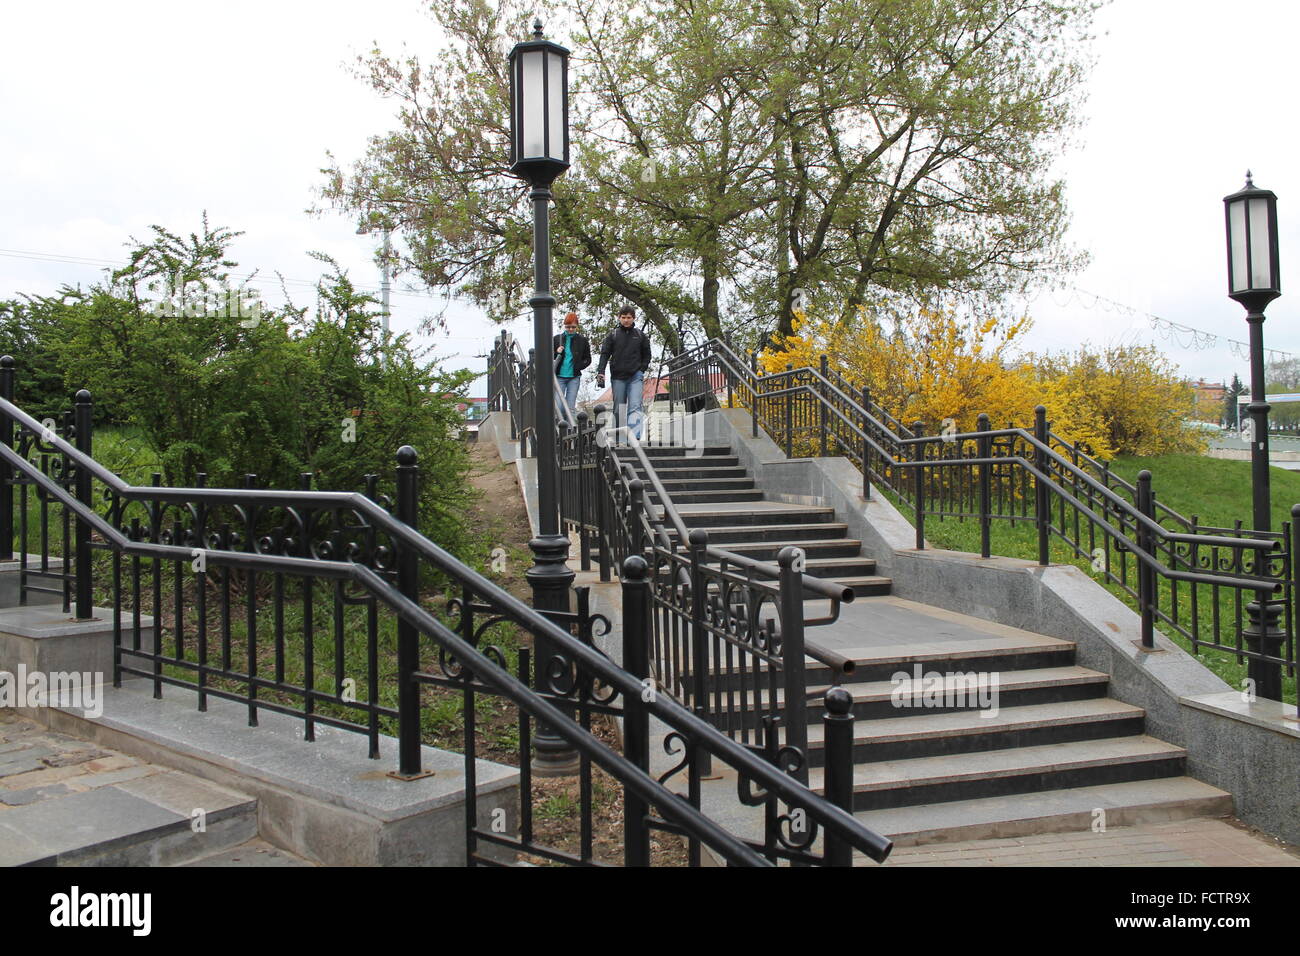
left=880, top=817, right=1300, bottom=867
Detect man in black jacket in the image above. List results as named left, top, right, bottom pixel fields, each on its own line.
left=553, top=311, right=591, bottom=413
left=596, top=304, right=652, bottom=442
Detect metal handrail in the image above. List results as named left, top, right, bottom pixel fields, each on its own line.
left=604, top=432, right=855, bottom=676
left=672, top=340, right=1282, bottom=560
left=0, top=394, right=892, bottom=865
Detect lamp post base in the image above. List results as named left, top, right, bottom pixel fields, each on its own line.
left=1243, top=598, right=1286, bottom=703
left=527, top=532, right=579, bottom=776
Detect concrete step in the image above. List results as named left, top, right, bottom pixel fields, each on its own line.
left=803, top=698, right=1147, bottom=764
left=807, top=735, right=1187, bottom=811
left=852, top=777, right=1234, bottom=849
left=631, top=465, right=754, bottom=478
left=666, top=522, right=852, bottom=544
left=182, top=837, right=314, bottom=867
left=795, top=606, right=1080, bottom=683
left=39, top=681, right=519, bottom=865
left=631, top=460, right=743, bottom=474
left=647, top=488, right=765, bottom=504
left=662, top=503, right=840, bottom=527
left=829, top=576, right=894, bottom=598
left=656, top=477, right=756, bottom=492
left=704, top=666, right=1110, bottom=722
left=711, top=538, right=864, bottom=561
left=639, top=445, right=735, bottom=458
left=0, top=765, right=257, bottom=866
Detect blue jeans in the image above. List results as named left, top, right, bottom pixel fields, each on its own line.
left=611, top=371, right=644, bottom=441
left=558, top=376, right=581, bottom=414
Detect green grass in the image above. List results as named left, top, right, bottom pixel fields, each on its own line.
left=1106, top=453, right=1300, bottom=532
left=900, top=454, right=1298, bottom=705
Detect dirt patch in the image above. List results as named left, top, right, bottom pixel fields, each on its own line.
left=464, top=438, right=686, bottom=866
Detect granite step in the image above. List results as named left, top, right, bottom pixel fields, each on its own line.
left=702, top=666, right=1111, bottom=722
left=807, top=736, right=1187, bottom=811
left=646, top=488, right=766, bottom=504
left=665, top=522, right=851, bottom=544
left=0, top=764, right=257, bottom=866
left=852, top=777, right=1234, bottom=849
left=660, top=503, right=840, bottom=527
left=802, top=698, right=1147, bottom=764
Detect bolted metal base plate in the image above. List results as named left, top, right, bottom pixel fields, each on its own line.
left=386, top=769, right=437, bottom=782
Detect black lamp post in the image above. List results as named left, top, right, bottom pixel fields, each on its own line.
left=509, top=19, right=578, bottom=773
left=1224, top=171, right=1284, bottom=701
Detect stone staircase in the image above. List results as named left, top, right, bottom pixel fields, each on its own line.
left=630, top=442, right=1234, bottom=848
left=633, top=444, right=891, bottom=597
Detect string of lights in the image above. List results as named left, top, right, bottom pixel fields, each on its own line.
left=1022, top=281, right=1299, bottom=364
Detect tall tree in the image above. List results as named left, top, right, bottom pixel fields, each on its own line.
left=1223, top=372, right=1245, bottom=428
left=321, top=0, right=1098, bottom=351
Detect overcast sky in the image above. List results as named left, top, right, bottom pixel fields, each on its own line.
left=1, top=0, right=1297, bottom=393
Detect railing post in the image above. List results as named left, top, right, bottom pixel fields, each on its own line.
left=977, top=412, right=991, bottom=559
left=912, top=422, right=925, bottom=551
left=394, top=445, right=423, bottom=777
left=818, top=354, right=828, bottom=458
left=594, top=404, right=613, bottom=581
left=1135, top=470, right=1155, bottom=649
left=821, top=686, right=855, bottom=867
left=1034, top=405, right=1050, bottom=566
left=784, top=364, right=793, bottom=459
left=777, top=546, right=809, bottom=786
left=688, top=529, right=714, bottom=776
left=74, top=389, right=93, bottom=620
left=860, top=386, right=872, bottom=501
left=628, top=478, right=646, bottom=558
left=576, top=409, right=591, bottom=572
left=620, top=554, right=653, bottom=866
left=749, top=351, right=758, bottom=438
left=0, top=355, right=13, bottom=561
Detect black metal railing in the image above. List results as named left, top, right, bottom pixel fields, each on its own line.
left=562, top=411, right=854, bottom=774
left=0, top=356, right=890, bottom=867
left=666, top=338, right=1296, bottom=697
left=492, top=338, right=859, bottom=798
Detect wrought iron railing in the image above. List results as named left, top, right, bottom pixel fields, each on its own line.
left=491, top=338, right=858, bottom=792
left=558, top=410, right=855, bottom=778
left=0, top=356, right=890, bottom=867
left=666, top=338, right=1296, bottom=697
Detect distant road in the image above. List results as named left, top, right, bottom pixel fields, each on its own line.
left=1207, top=430, right=1300, bottom=470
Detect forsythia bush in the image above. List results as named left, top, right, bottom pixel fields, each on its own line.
left=759, top=305, right=1206, bottom=460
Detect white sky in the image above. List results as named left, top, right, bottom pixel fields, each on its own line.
left=1, top=0, right=1297, bottom=394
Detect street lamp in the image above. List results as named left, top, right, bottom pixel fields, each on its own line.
left=509, top=19, right=578, bottom=774
left=1223, top=170, right=1284, bottom=701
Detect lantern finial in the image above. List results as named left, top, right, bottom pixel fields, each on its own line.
left=1246, top=169, right=1254, bottom=187
left=532, top=18, right=544, bottom=38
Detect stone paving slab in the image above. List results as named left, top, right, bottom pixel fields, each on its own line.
left=874, top=817, right=1300, bottom=867
left=0, top=786, right=186, bottom=864
left=0, top=710, right=257, bottom=866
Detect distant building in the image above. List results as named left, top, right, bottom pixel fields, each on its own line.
left=452, top=397, right=489, bottom=420
left=1190, top=379, right=1226, bottom=423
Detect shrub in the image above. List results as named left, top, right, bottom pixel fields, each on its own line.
left=21, top=222, right=475, bottom=556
